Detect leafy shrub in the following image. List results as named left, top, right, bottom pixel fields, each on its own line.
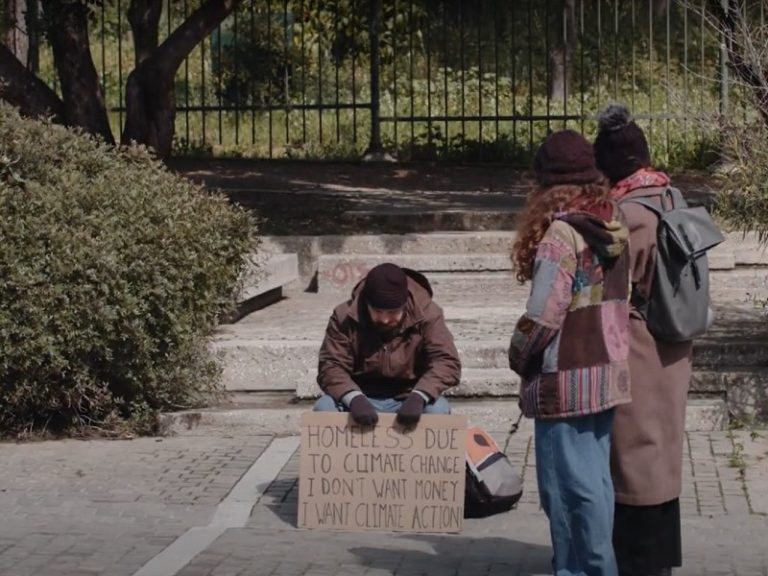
left=714, top=122, right=768, bottom=239
left=0, top=103, right=257, bottom=437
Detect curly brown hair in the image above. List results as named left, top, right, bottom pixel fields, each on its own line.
left=511, top=179, right=611, bottom=283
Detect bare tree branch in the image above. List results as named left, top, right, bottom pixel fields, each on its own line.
left=705, top=0, right=768, bottom=124
left=152, top=0, right=239, bottom=76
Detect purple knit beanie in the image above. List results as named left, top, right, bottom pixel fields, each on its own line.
left=533, top=129, right=602, bottom=187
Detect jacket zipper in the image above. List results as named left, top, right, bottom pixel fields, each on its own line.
left=383, top=344, right=391, bottom=376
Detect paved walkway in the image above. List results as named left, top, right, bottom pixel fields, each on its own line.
left=1, top=426, right=767, bottom=576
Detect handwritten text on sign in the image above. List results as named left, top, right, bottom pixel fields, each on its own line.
left=298, top=412, right=467, bottom=533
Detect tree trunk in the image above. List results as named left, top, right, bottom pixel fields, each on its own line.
left=3, top=0, right=29, bottom=64
left=548, top=0, right=577, bottom=104
left=122, top=0, right=240, bottom=158
left=0, top=42, right=63, bottom=120
left=123, top=64, right=176, bottom=156
left=43, top=0, right=114, bottom=143
left=26, top=0, right=40, bottom=74
left=127, top=0, right=163, bottom=66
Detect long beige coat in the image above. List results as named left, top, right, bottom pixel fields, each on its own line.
left=610, top=187, right=693, bottom=506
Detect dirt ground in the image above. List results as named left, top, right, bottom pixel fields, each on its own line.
left=168, top=157, right=718, bottom=235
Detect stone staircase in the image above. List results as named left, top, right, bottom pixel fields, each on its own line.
left=164, top=231, right=768, bottom=430
left=163, top=231, right=768, bottom=436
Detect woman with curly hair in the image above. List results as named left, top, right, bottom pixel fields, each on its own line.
left=509, top=129, right=632, bottom=576
left=595, top=103, right=693, bottom=576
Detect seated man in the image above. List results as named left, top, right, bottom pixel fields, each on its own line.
left=314, top=262, right=461, bottom=427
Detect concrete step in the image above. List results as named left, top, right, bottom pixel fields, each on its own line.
left=216, top=332, right=768, bottom=424
left=259, top=231, right=768, bottom=289
left=429, top=273, right=529, bottom=301
left=159, top=393, right=728, bottom=436
left=292, top=367, right=765, bottom=424
left=293, top=367, right=521, bottom=399
left=317, top=253, right=512, bottom=294
left=339, top=208, right=521, bottom=235
left=240, top=253, right=299, bottom=300
left=232, top=253, right=300, bottom=318
left=217, top=334, right=768, bottom=393
left=260, top=232, right=517, bottom=285
left=216, top=340, right=520, bottom=392
left=320, top=270, right=532, bottom=298
left=315, top=252, right=767, bottom=294
left=691, top=369, right=768, bottom=423
left=434, top=269, right=765, bottom=302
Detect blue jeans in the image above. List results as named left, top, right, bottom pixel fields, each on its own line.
left=535, top=410, right=618, bottom=576
left=313, top=394, right=451, bottom=414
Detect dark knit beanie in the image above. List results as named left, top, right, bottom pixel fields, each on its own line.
left=364, top=263, right=409, bottom=310
left=533, top=129, right=602, bottom=187
left=594, top=103, right=651, bottom=184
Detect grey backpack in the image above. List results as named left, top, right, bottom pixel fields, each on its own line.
left=620, top=187, right=725, bottom=342
left=464, top=426, right=522, bottom=518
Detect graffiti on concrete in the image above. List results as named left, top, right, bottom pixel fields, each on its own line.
left=321, top=260, right=371, bottom=289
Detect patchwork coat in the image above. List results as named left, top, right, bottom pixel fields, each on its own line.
left=509, top=210, right=633, bottom=419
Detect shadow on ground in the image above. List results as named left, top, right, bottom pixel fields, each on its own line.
left=350, top=534, right=552, bottom=576
left=168, top=159, right=716, bottom=235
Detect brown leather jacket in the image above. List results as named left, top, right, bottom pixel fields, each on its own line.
left=317, top=270, right=461, bottom=401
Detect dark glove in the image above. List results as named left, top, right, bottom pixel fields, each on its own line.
left=348, top=395, right=379, bottom=426
left=396, top=392, right=426, bottom=427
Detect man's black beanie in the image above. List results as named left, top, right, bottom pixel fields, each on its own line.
left=363, top=263, right=409, bottom=310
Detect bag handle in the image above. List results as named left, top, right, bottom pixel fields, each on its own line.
left=509, top=411, right=524, bottom=435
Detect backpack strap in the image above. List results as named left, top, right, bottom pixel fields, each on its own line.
left=617, top=186, right=687, bottom=214
left=617, top=186, right=679, bottom=321
left=629, top=286, right=649, bottom=321
left=622, top=197, right=663, bottom=216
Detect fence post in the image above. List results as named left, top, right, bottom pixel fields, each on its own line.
left=719, top=0, right=729, bottom=117
left=364, top=0, right=391, bottom=160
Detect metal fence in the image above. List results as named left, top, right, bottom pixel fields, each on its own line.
left=78, top=0, right=739, bottom=164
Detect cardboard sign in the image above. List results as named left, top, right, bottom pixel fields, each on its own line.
left=298, top=412, right=467, bottom=533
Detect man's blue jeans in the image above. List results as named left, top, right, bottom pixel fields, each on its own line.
left=535, top=409, right=618, bottom=576
left=313, top=394, right=451, bottom=415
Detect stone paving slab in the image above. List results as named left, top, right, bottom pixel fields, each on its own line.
left=249, top=430, right=763, bottom=526
left=183, top=429, right=768, bottom=576
left=0, top=436, right=271, bottom=576
left=174, top=516, right=768, bottom=576
left=0, top=430, right=766, bottom=576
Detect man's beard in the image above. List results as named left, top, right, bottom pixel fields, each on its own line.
left=372, top=317, right=404, bottom=339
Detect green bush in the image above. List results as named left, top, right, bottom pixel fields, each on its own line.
left=0, top=103, right=257, bottom=437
